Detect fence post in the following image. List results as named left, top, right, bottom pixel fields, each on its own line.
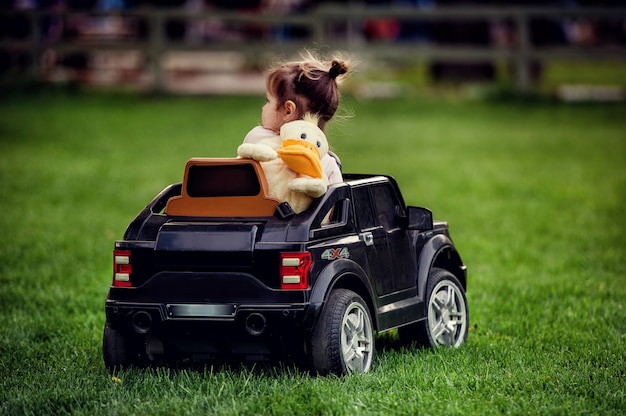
left=148, top=11, right=164, bottom=93
left=513, top=10, right=532, bottom=94
left=29, top=12, right=41, bottom=82
left=310, top=18, right=325, bottom=46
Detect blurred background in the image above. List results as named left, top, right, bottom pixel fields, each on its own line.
left=1, top=0, right=625, bottom=100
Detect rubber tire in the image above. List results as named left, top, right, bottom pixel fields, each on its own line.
left=399, top=268, right=469, bottom=348
left=309, top=289, right=375, bottom=375
left=102, top=322, right=144, bottom=372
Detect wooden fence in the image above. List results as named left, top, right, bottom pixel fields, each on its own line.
left=1, top=5, right=625, bottom=93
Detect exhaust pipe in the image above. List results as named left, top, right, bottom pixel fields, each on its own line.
left=132, top=311, right=152, bottom=334
left=245, top=313, right=267, bottom=336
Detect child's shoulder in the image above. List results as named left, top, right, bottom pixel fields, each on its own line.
left=244, top=126, right=278, bottom=145
left=243, top=126, right=281, bottom=152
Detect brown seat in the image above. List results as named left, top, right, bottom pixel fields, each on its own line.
left=165, top=158, right=281, bottom=217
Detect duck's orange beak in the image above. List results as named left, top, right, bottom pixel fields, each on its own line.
left=276, top=139, right=323, bottom=179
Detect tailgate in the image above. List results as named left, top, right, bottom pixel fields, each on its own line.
left=155, top=222, right=260, bottom=267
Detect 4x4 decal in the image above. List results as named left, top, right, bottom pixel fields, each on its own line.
left=321, top=247, right=350, bottom=260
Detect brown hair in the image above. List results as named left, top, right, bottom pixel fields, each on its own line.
left=266, top=51, right=350, bottom=131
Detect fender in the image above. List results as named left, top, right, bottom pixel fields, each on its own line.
left=416, top=233, right=463, bottom=300
left=302, top=259, right=376, bottom=331
left=124, top=183, right=181, bottom=240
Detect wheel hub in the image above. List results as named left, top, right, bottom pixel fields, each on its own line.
left=341, top=302, right=373, bottom=373
left=428, top=280, right=467, bottom=347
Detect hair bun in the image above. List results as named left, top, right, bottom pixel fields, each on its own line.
left=328, top=60, right=348, bottom=79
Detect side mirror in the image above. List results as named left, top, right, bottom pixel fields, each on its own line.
left=407, top=206, right=433, bottom=230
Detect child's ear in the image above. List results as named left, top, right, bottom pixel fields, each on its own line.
left=283, top=100, right=297, bottom=122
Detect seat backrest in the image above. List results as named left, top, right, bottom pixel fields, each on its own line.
left=165, top=158, right=281, bottom=217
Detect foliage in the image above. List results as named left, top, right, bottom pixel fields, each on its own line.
left=0, top=92, right=624, bottom=415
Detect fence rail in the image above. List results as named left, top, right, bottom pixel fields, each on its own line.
left=1, top=5, right=625, bottom=93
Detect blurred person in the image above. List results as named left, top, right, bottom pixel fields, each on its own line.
left=261, top=0, right=312, bottom=41
left=428, top=0, right=496, bottom=83
left=564, top=0, right=626, bottom=46
left=396, top=0, right=435, bottom=42
left=363, top=0, right=400, bottom=42
left=496, top=0, right=569, bottom=84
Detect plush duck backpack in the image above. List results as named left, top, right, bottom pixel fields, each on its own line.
left=237, top=114, right=329, bottom=213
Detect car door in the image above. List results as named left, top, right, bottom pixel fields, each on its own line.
left=369, top=184, right=416, bottom=293
left=353, top=186, right=394, bottom=296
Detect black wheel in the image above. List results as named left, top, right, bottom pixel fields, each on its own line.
left=399, top=268, right=469, bottom=348
left=102, top=322, right=145, bottom=372
left=309, top=289, right=374, bottom=375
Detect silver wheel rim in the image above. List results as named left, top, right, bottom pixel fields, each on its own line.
left=427, top=280, right=468, bottom=347
left=341, top=301, right=373, bottom=373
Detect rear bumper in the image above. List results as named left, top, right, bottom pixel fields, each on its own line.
left=105, top=300, right=309, bottom=358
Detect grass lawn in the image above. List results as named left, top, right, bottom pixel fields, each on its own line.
left=0, top=91, right=624, bottom=415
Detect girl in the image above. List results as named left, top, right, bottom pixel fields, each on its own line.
left=243, top=51, right=350, bottom=184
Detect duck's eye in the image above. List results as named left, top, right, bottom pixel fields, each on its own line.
left=300, top=133, right=307, bottom=139
left=316, top=141, right=321, bottom=147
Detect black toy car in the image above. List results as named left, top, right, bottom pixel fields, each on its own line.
left=103, top=158, right=468, bottom=375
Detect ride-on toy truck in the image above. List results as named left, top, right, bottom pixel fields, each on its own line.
left=103, top=158, right=468, bottom=375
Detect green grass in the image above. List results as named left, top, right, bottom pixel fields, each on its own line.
left=1, top=91, right=625, bottom=415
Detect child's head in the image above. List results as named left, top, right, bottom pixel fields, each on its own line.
left=261, top=51, right=350, bottom=133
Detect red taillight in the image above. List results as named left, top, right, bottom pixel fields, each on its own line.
left=279, top=252, right=312, bottom=290
left=113, top=249, right=132, bottom=287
